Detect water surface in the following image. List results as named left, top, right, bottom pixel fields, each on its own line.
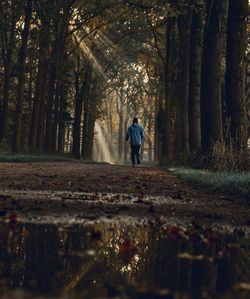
left=0, top=217, right=249, bottom=299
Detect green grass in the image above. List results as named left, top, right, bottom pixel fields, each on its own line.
left=0, top=154, right=78, bottom=163
left=168, top=167, right=250, bottom=198
left=0, top=154, right=111, bottom=164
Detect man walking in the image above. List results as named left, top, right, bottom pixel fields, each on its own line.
left=126, top=117, right=144, bottom=167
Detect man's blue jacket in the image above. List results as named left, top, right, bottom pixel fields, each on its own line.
left=126, top=123, right=144, bottom=145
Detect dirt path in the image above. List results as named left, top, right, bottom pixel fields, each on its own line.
left=0, top=162, right=249, bottom=226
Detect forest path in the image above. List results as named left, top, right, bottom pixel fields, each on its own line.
left=0, top=162, right=249, bottom=226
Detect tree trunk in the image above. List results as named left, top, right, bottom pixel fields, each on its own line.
left=81, top=99, right=89, bottom=160
left=156, top=68, right=165, bottom=163
left=189, top=10, right=203, bottom=152
left=52, top=80, right=60, bottom=152
left=118, top=110, right=124, bottom=163
left=168, top=19, right=180, bottom=160
left=201, top=0, right=229, bottom=151
left=178, top=14, right=191, bottom=154
left=80, top=66, right=92, bottom=160
left=154, top=94, right=160, bottom=163
left=58, top=82, right=66, bottom=153
left=29, top=23, right=49, bottom=150
left=225, top=0, right=248, bottom=149
left=12, top=0, right=32, bottom=153
left=148, top=111, right=153, bottom=163
left=44, top=61, right=56, bottom=152
left=36, top=92, right=46, bottom=151
left=72, top=69, right=82, bottom=159
left=1, top=59, right=11, bottom=141
left=164, top=19, right=171, bottom=162
left=87, top=113, right=96, bottom=160
left=27, top=66, right=34, bottom=136
left=0, top=1, right=17, bottom=141
left=81, top=106, right=96, bottom=160
left=164, top=17, right=178, bottom=161
left=72, top=64, right=92, bottom=159
left=124, top=116, right=129, bottom=163
left=44, top=2, right=71, bottom=153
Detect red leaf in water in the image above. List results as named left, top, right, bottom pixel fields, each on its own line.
left=204, top=229, right=220, bottom=243
left=118, top=240, right=137, bottom=264
left=167, top=226, right=181, bottom=238
left=21, top=228, right=30, bottom=239
left=9, top=213, right=18, bottom=226
left=185, top=229, right=201, bottom=243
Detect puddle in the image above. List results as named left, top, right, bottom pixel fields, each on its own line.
left=0, top=217, right=249, bottom=299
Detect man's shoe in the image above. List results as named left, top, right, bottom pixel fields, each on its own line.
left=137, top=159, right=141, bottom=164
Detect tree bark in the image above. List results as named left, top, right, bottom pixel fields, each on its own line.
left=201, top=0, right=229, bottom=151
left=0, top=1, right=17, bottom=141
left=44, top=61, right=57, bottom=152
left=81, top=73, right=94, bottom=160
left=58, top=82, right=66, bottom=153
left=87, top=113, right=96, bottom=160
left=225, top=0, right=248, bottom=149
left=177, top=14, right=191, bottom=154
left=52, top=80, right=60, bottom=152
left=117, top=93, right=126, bottom=163
left=27, top=66, right=34, bottom=136
left=12, top=0, right=32, bottom=153
left=72, top=64, right=92, bottom=159
left=81, top=105, right=96, bottom=160
left=163, top=19, right=171, bottom=162
left=44, top=3, right=71, bottom=153
left=148, top=110, right=153, bottom=163
left=156, top=68, right=165, bottom=163
left=189, top=10, right=203, bottom=151
left=29, top=22, right=49, bottom=150
left=118, top=110, right=124, bottom=163
left=154, top=94, right=160, bottom=163
left=164, top=17, right=178, bottom=161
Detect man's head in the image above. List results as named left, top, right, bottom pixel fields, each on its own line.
left=133, top=117, right=138, bottom=124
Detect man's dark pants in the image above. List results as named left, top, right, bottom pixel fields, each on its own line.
left=130, top=144, right=141, bottom=166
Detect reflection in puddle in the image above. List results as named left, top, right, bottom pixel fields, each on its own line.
left=0, top=217, right=249, bottom=299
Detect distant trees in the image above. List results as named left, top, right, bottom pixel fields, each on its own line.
left=156, top=0, right=249, bottom=165
left=200, top=0, right=228, bottom=152
left=225, top=0, right=249, bottom=149
left=0, top=0, right=124, bottom=159
left=12, top=0, right=33, bottom=153
left=0, top=0, right=22, bottom=141
left=0, top=0, right=248, bottom=166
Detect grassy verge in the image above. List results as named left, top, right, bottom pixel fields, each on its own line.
left=0, top=154, right=111, bottom=164
left=168, top=167, right=250, bottom=198
left=0, top=154, right=78, bottom=163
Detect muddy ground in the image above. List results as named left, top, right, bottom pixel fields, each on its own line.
left=0, top=162, right=249, bottom=227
